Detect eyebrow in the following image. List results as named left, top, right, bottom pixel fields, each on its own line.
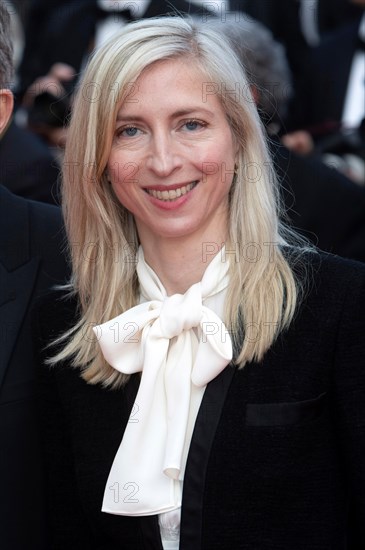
left=116, top=107, right=215, bottom=122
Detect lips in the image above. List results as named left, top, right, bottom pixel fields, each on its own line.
left=144, top=181, right=198, bottom=202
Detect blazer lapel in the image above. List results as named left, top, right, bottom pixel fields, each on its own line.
left=136, top=362, right=236, bottom=549
left=0, top=258, right=39, bottom=388
left=180, top=363, right=236, bottom=549
left=0, top=187, right=40, bottom=387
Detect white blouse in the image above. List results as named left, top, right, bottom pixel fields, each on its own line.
left=94, top=249, right=232, bottom=548
left=158, top=504, right=181, bottom=549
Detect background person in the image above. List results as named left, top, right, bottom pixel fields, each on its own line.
left=14, top=0, right=214, bottom=150
left=0, top=0, right=61, bottom=203
left=0, top=2, right=69, bottom=549
left=203, top=13, right=365, bottom=261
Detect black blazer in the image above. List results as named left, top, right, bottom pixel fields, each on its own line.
left=0, top=185, right=68, bottom=550
left=36, top=252, right=365, bottom=549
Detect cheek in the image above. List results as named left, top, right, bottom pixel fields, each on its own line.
left=108, top=155, right=141, bottom=187
left=109, top=179, right=140, bottom=216
left=201, top=139, right=236, bottom=185
left=107, top=160, right=137, bottom=211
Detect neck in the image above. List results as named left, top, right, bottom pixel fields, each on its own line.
left=140, top=236, right=226, bottom=295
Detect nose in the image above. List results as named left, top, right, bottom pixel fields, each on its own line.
left=145, top=130, right=182, bottom=177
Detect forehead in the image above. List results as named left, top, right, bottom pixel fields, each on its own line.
left=137, top=57, right=205, bottom=87
left=117, top=58, right=226, bottom=116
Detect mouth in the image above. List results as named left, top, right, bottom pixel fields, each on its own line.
left=144, top=181, right=198, bottom=202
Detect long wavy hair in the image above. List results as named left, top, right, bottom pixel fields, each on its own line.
left=52, top=16, right=308, bottom=388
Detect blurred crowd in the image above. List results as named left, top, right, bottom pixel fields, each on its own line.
left=2, top=0, right=365, bottom=259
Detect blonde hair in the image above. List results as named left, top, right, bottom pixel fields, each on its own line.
left=53, top=16, right=309, bottom=388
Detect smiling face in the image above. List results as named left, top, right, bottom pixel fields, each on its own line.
left=107, top=58, right=237, bottom=249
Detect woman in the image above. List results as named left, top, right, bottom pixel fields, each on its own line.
left=37, top=16, right=365, bottom=550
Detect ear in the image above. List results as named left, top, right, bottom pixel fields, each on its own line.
left=0, top=89, right=14, bottom=134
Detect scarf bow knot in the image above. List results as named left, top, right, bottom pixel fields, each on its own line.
left=158, top=283, right=202, bottom=338
left=95, top=248, right=232, bottom=516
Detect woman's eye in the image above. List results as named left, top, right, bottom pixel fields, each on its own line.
left=117, top=126, right=140, bottom=138
left=183, top=120, right=205, bottom=131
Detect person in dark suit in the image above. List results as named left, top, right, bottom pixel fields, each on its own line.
left=17, top=0, right=215, bottom=99
left=288, top=4, right=365, bottom=136
left=36, top=16, right=365, bottom=549
left=301, top=14, right=364, bottom=131
left=0, top=2, right=68, bottom=548
left=283, top=6, right=365, bottom=184
left=0, top=185, right=67, bottom=549
left=207, top=13, right=365, bottom=261
left=16, top=1, right=215, bottom=149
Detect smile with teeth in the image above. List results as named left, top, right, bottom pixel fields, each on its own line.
left=145, top=181, right=198, bottom=201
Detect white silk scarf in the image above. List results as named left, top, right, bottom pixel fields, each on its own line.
left=94, top=247, right=233, bottom=516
